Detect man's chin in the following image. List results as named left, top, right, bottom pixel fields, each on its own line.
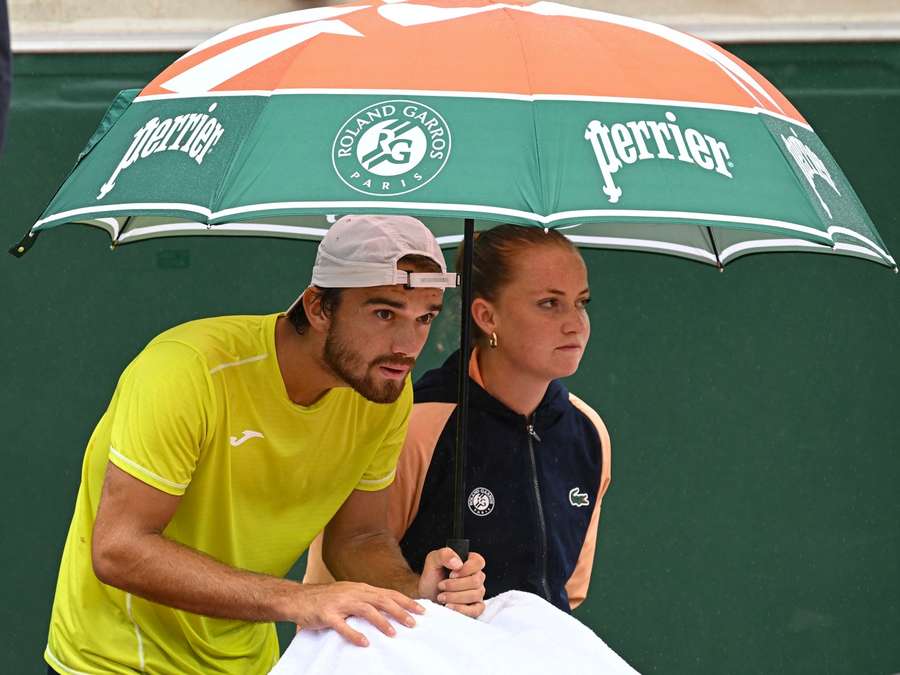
left=354, top=374, right=406, bottom=404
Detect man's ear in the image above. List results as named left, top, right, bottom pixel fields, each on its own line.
left=301, top=287, right=331, bottom=334
left=470, top=297, right=497, bottom=336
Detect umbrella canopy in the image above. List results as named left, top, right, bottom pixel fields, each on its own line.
left=10, top=0, right=895, bottom=269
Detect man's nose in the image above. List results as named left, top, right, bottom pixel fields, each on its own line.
left=392, top=320, right=424, bottom=356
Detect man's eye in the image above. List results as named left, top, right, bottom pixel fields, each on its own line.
left=418, top=313, right=436, bottom=325
left=375, top=309, right=393, bottom=320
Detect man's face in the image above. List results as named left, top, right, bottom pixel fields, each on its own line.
left=321, top=267, right=444, bottom=403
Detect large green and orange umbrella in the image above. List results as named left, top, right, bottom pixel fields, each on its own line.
left=10, top=0, right=895, bottom=268
left=11, top=0, right=896, bottom=556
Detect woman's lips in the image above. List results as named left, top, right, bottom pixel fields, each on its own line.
left=556, top=344, right=583, bottom=352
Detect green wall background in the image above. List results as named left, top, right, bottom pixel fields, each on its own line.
left=1, top=44, right=898, bottom=673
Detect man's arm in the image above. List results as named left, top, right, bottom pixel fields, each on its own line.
left=323, top=487, right=486, bottom=617
left=92, top=463, right=424, bottom=647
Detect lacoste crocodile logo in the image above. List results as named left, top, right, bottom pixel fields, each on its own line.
left=569, top=487, right=590, bottom=508
left=229, top=430, right=264, bottom=447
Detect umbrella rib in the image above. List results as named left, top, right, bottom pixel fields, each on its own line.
left=113, top=215, right=134, bottom=248
left=705, top=226, right=723, bottom=270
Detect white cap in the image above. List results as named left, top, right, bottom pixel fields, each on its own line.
left=311, top=215, right=455, bottom=288
left=287, top=215, right=457, bottom=312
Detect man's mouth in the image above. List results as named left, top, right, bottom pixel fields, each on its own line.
left=378, top=365, right=410, bottom=380
left=374, top=360, right=414, bottom=380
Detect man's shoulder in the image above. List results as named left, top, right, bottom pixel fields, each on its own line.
left=148, top=314, right=274, bottom=366
left=153, top=313, right=269, bottom=344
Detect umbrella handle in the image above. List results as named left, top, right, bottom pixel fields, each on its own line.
left=446, top=537, right=470, bottom=562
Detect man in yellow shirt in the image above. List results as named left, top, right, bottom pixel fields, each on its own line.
left=45, top=215, right=487, bottom=675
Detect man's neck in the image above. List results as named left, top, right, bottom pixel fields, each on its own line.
left=274, top=315, right=340, bottom=407
left=475, top=348, right=549, bottom=418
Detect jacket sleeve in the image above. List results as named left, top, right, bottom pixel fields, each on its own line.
left=385, top=401, right=456, bottom=537
left=565, top=394, right=612, bottom=610
left=303, top=401, right=455, bottom=585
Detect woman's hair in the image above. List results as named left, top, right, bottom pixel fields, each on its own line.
left=456, top=224, right=581, bottom=339
left=287, top=253, right=442, bottom=334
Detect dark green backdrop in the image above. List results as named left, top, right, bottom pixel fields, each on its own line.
left=1, top=44, right=898, bottom=674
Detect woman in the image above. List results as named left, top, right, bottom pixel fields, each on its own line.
left=306, top=224, right=611, bottom=613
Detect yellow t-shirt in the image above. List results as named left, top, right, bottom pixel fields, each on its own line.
left=46, top=313, right=410, bottom=675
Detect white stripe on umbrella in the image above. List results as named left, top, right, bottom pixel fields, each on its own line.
left=35, top=201, right=833, bottom=244
left=177, top=5, right=370, bottom=61
left=33, top=202, right=212, bottom=228
left=131, top=88, right=813, bottom=131
left=161, top=20, right=364, bottom=95
left=827, top=226, right=895, bottom=264
left=718, top=238, right=890, bottom=264
left=209, top=202, right=831, bottom=238
left=116, top=222, right=331, bottom=243
left=64, top=219, right=894, bottom=267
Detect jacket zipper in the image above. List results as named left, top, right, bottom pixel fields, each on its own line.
left=525, top=413, right=551, bottom=602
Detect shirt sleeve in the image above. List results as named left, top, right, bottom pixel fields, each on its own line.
left=108, top=340, right=215, bottom=496
left=354, top=378, right=413, bottom=492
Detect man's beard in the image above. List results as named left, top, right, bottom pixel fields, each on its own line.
left=322, top=321, right=415, bottom=404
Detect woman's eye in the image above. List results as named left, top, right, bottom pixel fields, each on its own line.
left=375, top=309, right=393, bottom=320
left=539, top=298, right=557, bottom=308
left=577, top=297, right=592, bottom=308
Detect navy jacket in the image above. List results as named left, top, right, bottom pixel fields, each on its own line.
left=400, top=351, right=605, bottom=612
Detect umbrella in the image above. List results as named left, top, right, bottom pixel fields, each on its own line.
left=9, top=0, right=896, bottom=557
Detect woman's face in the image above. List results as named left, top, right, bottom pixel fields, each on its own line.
left=480, top=244, right=591, bottom=381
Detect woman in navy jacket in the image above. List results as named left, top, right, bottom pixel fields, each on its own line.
left=307, top=225, right=611, bottom=613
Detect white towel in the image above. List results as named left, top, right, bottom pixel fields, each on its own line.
left=271, top=591, right=639, bottom=674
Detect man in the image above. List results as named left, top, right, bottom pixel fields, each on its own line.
left=45, top=215, right=487, bottom=675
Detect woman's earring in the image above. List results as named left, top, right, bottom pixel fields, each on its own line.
left=489, top=331, right=499, bottom=349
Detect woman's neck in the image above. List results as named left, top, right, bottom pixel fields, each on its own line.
left=474, top=347, right=550, bottom=417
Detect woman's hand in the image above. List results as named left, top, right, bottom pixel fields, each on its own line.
left=417, top=547, right=487, bottom=618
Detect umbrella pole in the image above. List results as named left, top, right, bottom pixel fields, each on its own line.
left=447, top=217, right=475, bottom=562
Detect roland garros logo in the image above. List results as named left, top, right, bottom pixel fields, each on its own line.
left=332, top=99, right=451, bottom=197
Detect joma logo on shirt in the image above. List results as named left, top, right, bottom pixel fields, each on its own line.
left=97, top=102, right=225, bottom=200
left=229, top=430, right=264, bottom=447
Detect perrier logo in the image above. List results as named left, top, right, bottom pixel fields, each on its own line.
left=332, top=99, right=451, bottom=197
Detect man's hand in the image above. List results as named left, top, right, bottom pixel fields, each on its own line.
left=291, top=582, right=425, bottom=647
left=417, top=547, right=486, bottom=618
left=93, top=466, right=423, bottom=649
left=322, top=490, right=487, bottom=620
